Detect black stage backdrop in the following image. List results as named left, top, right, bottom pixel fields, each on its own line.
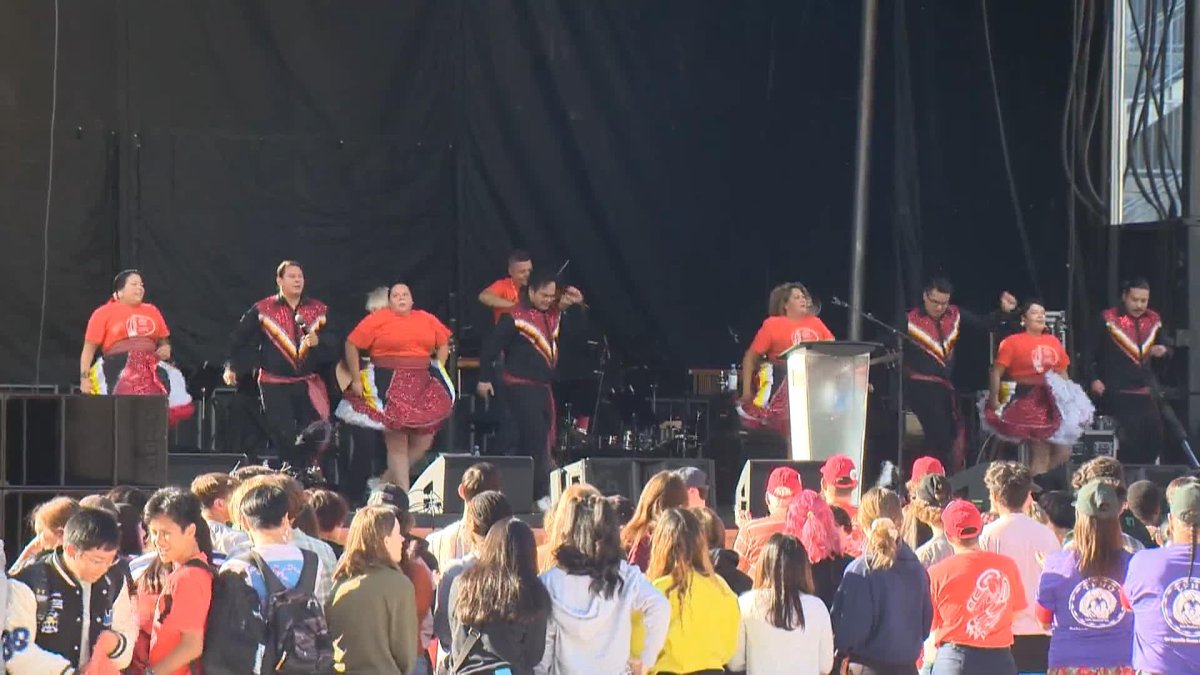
left=2, top=1, right=1085, bottom=394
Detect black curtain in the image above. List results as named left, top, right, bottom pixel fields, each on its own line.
left=1, top=0, right=1078, bottom=388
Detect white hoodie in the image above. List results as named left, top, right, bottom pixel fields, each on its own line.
left=536, top=560, right=669, bottom=674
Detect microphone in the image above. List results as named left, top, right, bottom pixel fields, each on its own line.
left=295, top=312, right=310, bottom=334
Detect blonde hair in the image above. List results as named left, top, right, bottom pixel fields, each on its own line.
left=858, top=488, right=903, bottom=571
left=32, top=497, right=81, bottom=538
left=190, top=473, right=240, bottom=509
left=333, top=506, right=401, bottom=582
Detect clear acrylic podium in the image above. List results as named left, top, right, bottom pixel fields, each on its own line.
left=779, top=341, right=880, bottom=470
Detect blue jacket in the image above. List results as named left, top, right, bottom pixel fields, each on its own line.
left=830, top=542, right=932, bottom=667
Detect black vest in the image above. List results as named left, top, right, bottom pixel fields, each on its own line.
left=14, top=551, right=125, bottom=667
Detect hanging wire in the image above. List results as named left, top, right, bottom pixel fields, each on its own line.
left=981, top=0, right=1043, bottom=299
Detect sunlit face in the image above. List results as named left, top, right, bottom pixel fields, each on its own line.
left=116, top=274, right=145, bottom=305
left=1123, top=288, right=1150, bottom=317
left=784, top=288, right=810, bottom=316
left=509, top=260, right=533, bottom=286
left=147, top=514, right=197, bottom=566
left=529, top=282, right=557, bottom=311
left=277, top=265, right=305, bottom=297
left=923, top=289, right=951, bottom=319
left=64, top=544, right=117, bottom=584
left=389, top=284, right=413, bottom=313
left=383, top=520, right=406, bottom=564
left=1023, top=304, right=1047, bottom=332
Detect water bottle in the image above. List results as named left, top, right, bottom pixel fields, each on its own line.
left=727, top=363, right=738, bottom=392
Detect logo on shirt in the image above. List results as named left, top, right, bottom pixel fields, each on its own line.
left=965, top=568, right=1011, bottom=640
left=792, top=327, right=821, bottom=345
left=1161, top=577, right=1200, bottom=640
left=1069, top=576, right=1126, bottom=629
left=1030, top=344, right=1060, bottom=374
left=125, top=314, right=157, bottom=338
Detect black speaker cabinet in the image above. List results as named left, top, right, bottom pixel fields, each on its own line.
left=550, top=458, right=640, bottom=503
left=638, top=458, right=717, bottom=506
left=1122, top=464, right=1195, bottom=491
left=167, top=453, right=250, bottom=487
left=411, top=454, right=534, bottom=514
left=2, top=394, right=168, bottom=488
left=734, top=459, right=825, bottom=518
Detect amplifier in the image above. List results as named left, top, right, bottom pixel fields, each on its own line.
left=1071, top=429, right=1118, bottom=463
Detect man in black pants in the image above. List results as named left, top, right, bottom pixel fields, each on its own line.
left=1087, top=278, right=1171, bottom=464
left=224, top=260, right=337, bottom=469
left=477, top=272, right=583, bottom=508
left=902, top=277, right=1017, bottom=472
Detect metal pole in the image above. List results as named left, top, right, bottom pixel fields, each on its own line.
left=1108, top=0, right=1127, bottom=301
left=848, top=0, right=880, bottom=340
left=1184, top=0, right=1200, bottom=440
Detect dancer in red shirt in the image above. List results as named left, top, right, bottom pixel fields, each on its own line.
left=338, top=282, right=455, bottom=489
left=983, top=301, right=1093, bottom=476
left=738, top=282, right=835, bottom=435
left=80, top=270, right=193, bottom=426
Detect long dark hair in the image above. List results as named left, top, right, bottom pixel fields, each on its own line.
left=554, top=494, right=626, bottom=599
left=139, top=487, right=215, bottom=595
left=455, top=519, right=550, bottom=625
left=647, top=508, right=712, bottom=603
left=754, top=534, right=814, bottom=631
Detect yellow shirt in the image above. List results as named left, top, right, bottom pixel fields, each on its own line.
left=650, top=570, right=740, bottom=674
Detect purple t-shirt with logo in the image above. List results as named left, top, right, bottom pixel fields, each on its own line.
left=1036, top=549, right=1133, bottom=667
left=1125, top=544, right=1200, bottom=674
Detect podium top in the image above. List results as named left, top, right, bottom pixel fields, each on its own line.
left=779, top=340, right=882, bottom=360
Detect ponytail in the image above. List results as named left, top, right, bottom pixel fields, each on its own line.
left=858, top=487, right=904, bottom=571
left=865, top=518, right=900, bottom=570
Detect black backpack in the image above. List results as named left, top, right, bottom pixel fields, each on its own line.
left=202, top=549, right=334, bottom=675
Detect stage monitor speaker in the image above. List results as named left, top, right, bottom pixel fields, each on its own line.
left=551, top=458, right=640, bottom=503
left=734, top=460, right=825, bottom=519
left=411, top=454, right=534, bottom=515
left=948, top=461, right=996, bottom=505
left=167, top=453, right=249, bottom=487
left=1122, top=464, right=1195, bottom=491
left=638, top=459, right=717, bottom=506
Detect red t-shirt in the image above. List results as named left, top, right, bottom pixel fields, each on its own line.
left=84, top=301, right=169, bottom=353
left=347, top=309, right=451, bottom=358
left=484, top=277, right=520, bottom=323
left=749, top=315, right=835, bottom=360
left=149, top=556, right=213, bottom=675
left=994, top=332, right=1069, bottom=382
left=927, top=550, right=1027, bottom=649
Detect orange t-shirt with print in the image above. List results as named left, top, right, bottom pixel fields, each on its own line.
left=84, top=301, right=169, bottom=353
left=994, top=332, right=1069, bottom=382
left=149, top=555, right=213, bottom=675
left=749, top=315, right=835, bottom=361
left=927, top=549, right=1027, bottom=649
left=485, top=277, right=521, bottom=323
left=347, top=309, right=451, bottom=359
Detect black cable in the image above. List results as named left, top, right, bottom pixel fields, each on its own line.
left=1144, top=0, right=1179, bottom=216
left=981, top=0, right=1042, bottom=298
left=1125, top=0, right=1169, bottom=218
left=1062, top=0, right=1106, bottom=219
left=1078, top=0, right=1110, bottom=211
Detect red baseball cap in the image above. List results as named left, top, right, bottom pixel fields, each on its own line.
left=911, top=456, right=946, bottom=482
left=766, top=467, right=802, bottom=500
left=820, top=455, right=859, bottom=489
left=942, top=499, right=983, bottom=540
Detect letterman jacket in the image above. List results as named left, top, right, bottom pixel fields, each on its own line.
left=3, top=550, right=135, bottom=674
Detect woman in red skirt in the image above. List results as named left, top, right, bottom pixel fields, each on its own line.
left=983, top=300, right=1093, bottom=476
left=337, top=282, right=455, bottom=489
left=79, top=270, right=194, bottom=426
left=738, top=282, right=835, bottom=435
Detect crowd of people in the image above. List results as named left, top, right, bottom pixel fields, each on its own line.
left=0, top=454, right=1198, bottom=674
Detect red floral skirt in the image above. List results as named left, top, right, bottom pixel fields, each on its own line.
left=982, top=384, right=1061, bottom=441
left=336, top=359, right=455, bottom=435
left=737, top=363, right=789, bottom=435
left=88, top=350, right=195, bottom=427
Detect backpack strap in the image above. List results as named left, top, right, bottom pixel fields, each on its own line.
left=294, top=549, right=319, bottom=595
left=449, top=628, right=481, bottom=675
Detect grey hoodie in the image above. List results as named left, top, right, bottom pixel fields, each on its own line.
left=535, top=561, right=669, bottom=674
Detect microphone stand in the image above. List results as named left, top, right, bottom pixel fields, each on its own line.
left=832, top=298, right=923, bottom=475
left=1140, top=362, right=1200, bottom=468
